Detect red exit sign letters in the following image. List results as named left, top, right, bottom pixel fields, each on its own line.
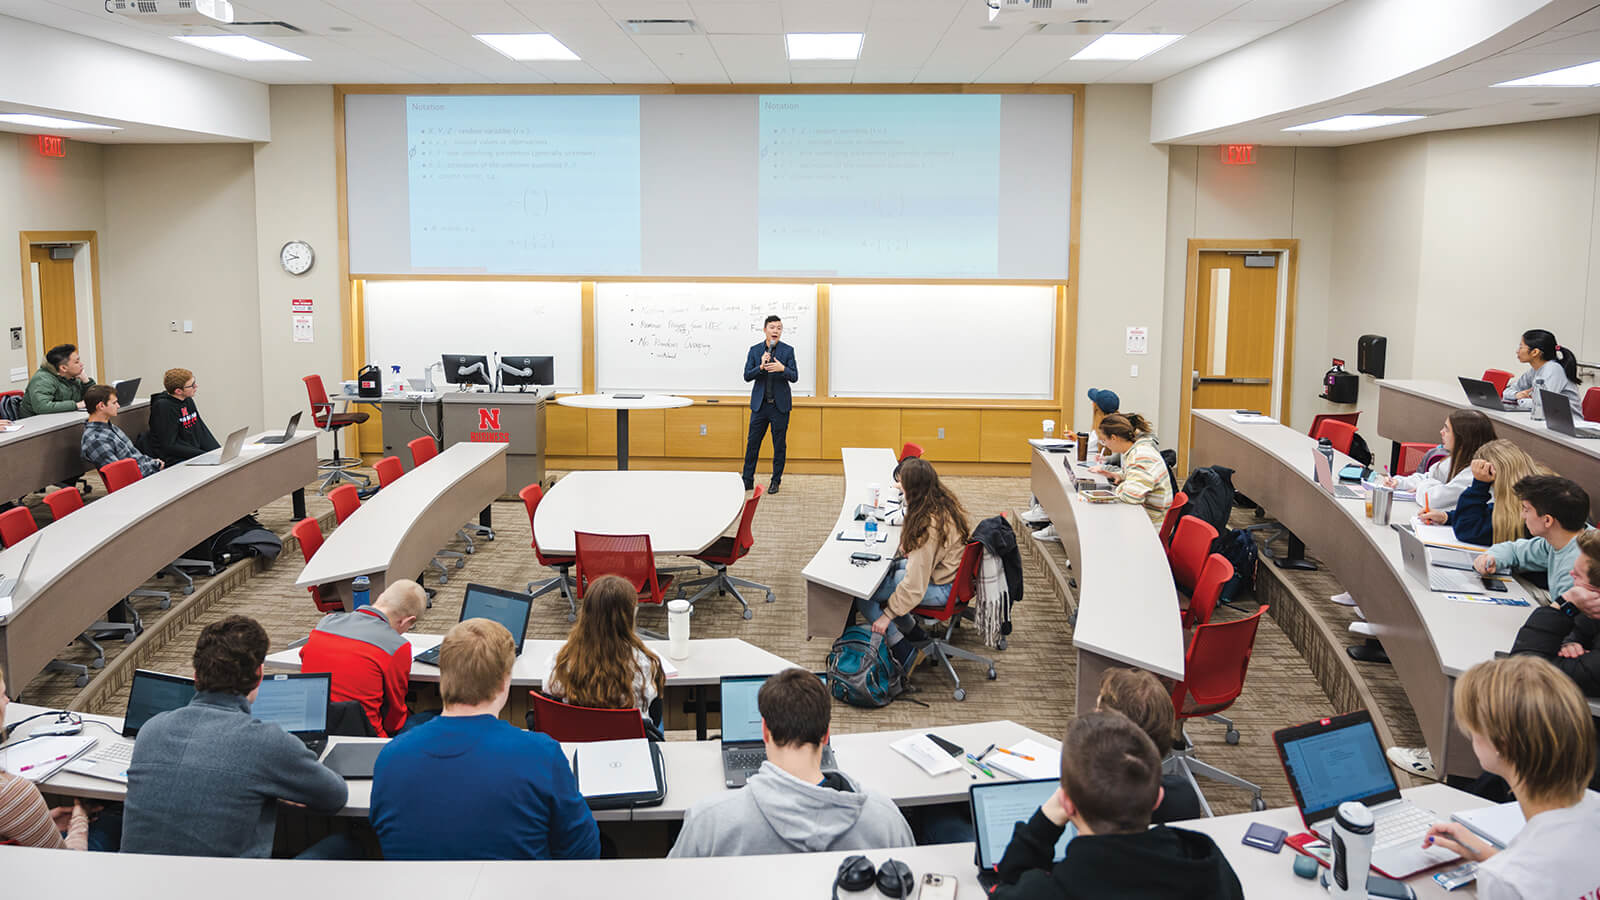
left=1220, top=144, right=1255, bottom=166
left=36, top=135, right=65, bottom=158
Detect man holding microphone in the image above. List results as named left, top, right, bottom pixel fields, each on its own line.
left=742, top=315, right=797, bottom=495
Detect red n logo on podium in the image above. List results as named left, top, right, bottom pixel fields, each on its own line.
left=478, top=408, right=501, bottom=430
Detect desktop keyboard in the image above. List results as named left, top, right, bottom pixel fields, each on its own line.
left=1372, top=806, right=1438, bottom=850
left=89, top=741, right=134, bottom=765
left=725, top=748, right=766, bottom=771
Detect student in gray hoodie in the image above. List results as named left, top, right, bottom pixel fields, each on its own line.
left=668, top=668, right=913, bottom=857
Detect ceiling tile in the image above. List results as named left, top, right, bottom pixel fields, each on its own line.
left=709, top=34, right=789, bottom=82
left=779, top=0, right=868, bottom=34
left=689, top=1, right=782, bottom=35
left=976, top=33, right=1093, bottom=83
left=1222, top=0, right=1340, bottom=23
left=629, top=33, right=729, bottom=81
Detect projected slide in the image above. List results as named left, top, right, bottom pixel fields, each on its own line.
left=757, top=95, right=1001, bottom=275
left=407, top=95, right=641, bottom=273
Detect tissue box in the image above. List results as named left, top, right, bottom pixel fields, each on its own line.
left=340, top=380, right=359, bottom=396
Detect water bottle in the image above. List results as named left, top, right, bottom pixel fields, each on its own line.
left=1317, top=437, right=1336, bottom=473
left=352, top=575, right=371, bottom=609
left=667, top=599, right=691, bottom=660
left=864, top=517, right=879, bottom=545
left=1327, top=801, right=1375, bottom=899
left=1531, top=377, right=1546, bottom=421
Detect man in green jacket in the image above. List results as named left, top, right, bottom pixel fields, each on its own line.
left=20, top=343, right=94, bottom=417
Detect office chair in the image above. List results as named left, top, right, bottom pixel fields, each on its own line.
left=409, top=436, right=494, bottom=550
left=676, top=485, right=773, bottom=620
left=292, top=518, right=344, bottom=614
left=1167, top=516, right=1218, bottom=596
left=328, top=484, right=362, bottom=525
left=42, top=487, right=84, bottom=523
left=1180, top=553, right=1233, bottom=632
left=526, top=691, right=648, bottom=742
left=912, top=541, right=998, bottom=701
left=520, top=483, right=577, bottom=622
left=1395, top=442, right=1434, bottom=477
left=1165, top=605, right=1270, bottom=816
left=375, top=454, right=463, bottom=585
left=899, top=442, right=924, bottom=460
left=1306, top=412, right=1360, bottom=437
left=1312, top=418, right=1356, bottom=456
left=98, top=458, right=141, bottom=494
left=574, top=531, right=675, bottom=638
left=1584, top=387, right=1600, bottom=423
left=1157, top=490, right=1189, bottom=549
left=1481, top=368, right=1514, bottom=396
left=1243, top=416, right=1359, bottom=571
left=302, top=374, right=370, bottom=494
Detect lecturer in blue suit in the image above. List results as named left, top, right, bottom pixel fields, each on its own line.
left=742, top=315, right=798, bottom=494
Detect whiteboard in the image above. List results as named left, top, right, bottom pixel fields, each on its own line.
left=829, top=285, right=1055, bottom=398
left=595, top=283, right=816, bottom=395
left=364, top=281, right=583, bottom=391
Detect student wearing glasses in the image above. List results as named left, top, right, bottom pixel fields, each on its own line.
left=1502, top=328, right=1582, bottom=418
left=146, top=367, right=220, bottom=466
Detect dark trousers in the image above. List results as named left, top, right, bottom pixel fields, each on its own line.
left=742, top=401, right=789, bottom=489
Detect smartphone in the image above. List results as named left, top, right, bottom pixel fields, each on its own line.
left=917, top=873, right=958, bottom=900
left=850, top=551, right=882, bottom=562
left=925, top=733, right=964, bottom=757
left=1432, top=862, right=1478, bottom=891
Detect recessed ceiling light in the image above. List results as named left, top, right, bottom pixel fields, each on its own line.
left=1070, top=33, right=1183, bottom=62
left=1493, top=60, right=1600, bottom=87
left=473, top=33, right=580, bottom=61
left=1283, top=114, right=1425, bottom=132
left=786, top=33, right=863, bottom=61
left=0, top=113, right=120, bottom=131
left=172, top=35, right=309, bottom=62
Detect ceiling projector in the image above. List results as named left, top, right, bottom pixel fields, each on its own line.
left=106, top=0, right=234, bottom=26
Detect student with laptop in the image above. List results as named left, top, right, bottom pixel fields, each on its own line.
left=0, top=665, right=89, bottom=850
left=1474, top=475, right=1595, bottom=600
left=1511, top=530, right=1600, bottom=697
left=298, top=579, right=428, bottom=737
left=1090, top=413, right=1173, bottom=528
left=986, top=711, right=1242, bottom=900
left=121, top=615, right=351, bottom=858
left=370, top=617, right=600, bottom=861
left=1417, top=439, right=1547, bottom=546
left=79, top=385, right=162, bottom=476
left=1382, top=410, right=1496, bottom=512
left=541, top=574, right=666, bottom=723
left=1093, top=668, right=1202, bottom=823
left=1419, top=656, right=1600, bottom=899
left=19, top=343, right=94, bottom=416
left=669, top=667, right=912, bottom=857
left=145, top=367, right=219, bottom=465
left=1502, top=328, right=1583, bottom=417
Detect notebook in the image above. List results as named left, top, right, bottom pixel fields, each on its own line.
left=1450, top=801, right=1526, bottom=849
left=0, top=735, right=95, bottom=782
left=983, top=739, right=1061, bottom=781
left=970, top=778, right=1076, bottom=889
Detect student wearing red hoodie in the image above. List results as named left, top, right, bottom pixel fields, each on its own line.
left=298, top=580, right=427, bottom=736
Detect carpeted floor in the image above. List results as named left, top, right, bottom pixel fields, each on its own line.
left=22, top=469, right=1349, bottom=816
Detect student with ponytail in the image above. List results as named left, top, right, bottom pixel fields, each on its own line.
left=1503, top=329, right=1582, bottom=418
left=1090, top=413, right=1173, bottom=528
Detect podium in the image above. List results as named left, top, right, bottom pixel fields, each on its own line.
left=440, top=391, right=546, bottom=498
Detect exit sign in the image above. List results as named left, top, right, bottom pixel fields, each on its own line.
left=36, top=135, right=65, bottom=158
left=1220, top=144, right=1255, bottom=166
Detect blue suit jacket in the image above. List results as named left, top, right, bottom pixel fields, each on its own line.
left=745, top=341, right=798, bottom=412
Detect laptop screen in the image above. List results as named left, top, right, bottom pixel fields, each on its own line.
left=253, top=673, right=330, bottom=736
left=123, top=670, right=196, bottom=737
left=971, top=778, right=1075, bottom=869
left=460, top=583, right=532, bottom=652
left=720, top=676, right=765, bottom=743
left=1276, top=711, right=1400, bottom=822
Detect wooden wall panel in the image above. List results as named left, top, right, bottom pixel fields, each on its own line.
left=587, top=408, right=664, bottom=457
left=820, top=408, right=901, bottom=460
left=665, top=405, right=743, bottom=458
left=545, top=402, right=588, bottom=455
left=900, top=409, right=981, bottom=462
left=740, top=406, right=822, bottom=460
left=980, top=410, right=1050, bottom=462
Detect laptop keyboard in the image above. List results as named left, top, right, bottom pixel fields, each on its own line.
left=90, top=741, right=134, bottom=765
left=726, top=748, right=766, bottom=771
left=1372, top=806, right=1438, bottom=850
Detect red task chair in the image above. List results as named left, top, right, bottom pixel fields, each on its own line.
left=1158, top=491, right=1189, bottom=549
left=1395, top=442, right=1434, bottom=477
left=98, top=458, right=142, bottom=494
left=3, top=501, right=138, bottom=675
left=899, top=442, right=924, bottom=461
left=292, top=518, right=344, bottom=613
left=912, top=541, right=998, bottom=701
left=526, top=691, right=647, bottom=742
left=1583, top=387, right=1600, bottom=424
left=302, top=374, right=370, bottom=494
left=0, top=507, right=37, bottom=549
left=574, top=532, right=676, bottom=613
left=1310, top=418, right=1356, bottom=456
left=43, top=487, right=84, bottom=522
left=677, top=486, right=772, bottom=620
left=1481, top=368, right=1514, bottom=396
left=521, top=483, right=578, bottom=622
left=1180, top=554, right=1234, bottom=632
left=1167, top=516, right=1218, bottom=595
left=328, top=484, right=362, bottom=525
left=408, top=436, right=493, bottom=549
left=1165, top=606, right=1270, bottom=817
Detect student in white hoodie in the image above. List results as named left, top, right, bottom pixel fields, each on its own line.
left=1384, top=409, right=1496, bottom=512
left=1502, top=328, right=1583, bottom=418
left=668, top=668, right=913, bottom=858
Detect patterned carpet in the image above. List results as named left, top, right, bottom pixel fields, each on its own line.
left=19, top=468, right=1347, bottom=816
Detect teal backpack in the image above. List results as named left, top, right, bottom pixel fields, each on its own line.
left=826, top=626, right=908, bottom=708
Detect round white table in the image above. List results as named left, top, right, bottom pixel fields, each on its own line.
left=555, top=393, right=693, bottom=469
left=533, top=470, right=746, bottom=557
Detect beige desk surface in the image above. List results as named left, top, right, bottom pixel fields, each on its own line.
left=555, top=393, right=693, bottom=411
left=801, top=448, right=900, bottom=598
left=0, top=399, right=151, bottom=500
left=533, top=470, right=746, bottom=557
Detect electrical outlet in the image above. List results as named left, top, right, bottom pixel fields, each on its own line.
left=1130, top=364, right=1139, bottom=377
left=699, top=424, right=707, bottom=436
left=169, top=320, right=178, bottom=332
left=937, top=427, right=945, bottom=439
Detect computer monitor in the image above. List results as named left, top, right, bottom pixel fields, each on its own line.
left=498, top=355, right=554, bottom=390
left=441, top=353, right=491, bottom=388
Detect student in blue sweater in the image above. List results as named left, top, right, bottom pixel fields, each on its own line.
left=370, top=618, right=600, bottom=861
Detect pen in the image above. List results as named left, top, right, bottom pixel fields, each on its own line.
left=995, top=747, right=1036, bottom=761
left=965, top=754, right=996, bottom=777
left=18, top=754, right=69, bottom=773
left=1423, top=493, right=1430, bottom=514
left=977, top=743, right=996, bottom=760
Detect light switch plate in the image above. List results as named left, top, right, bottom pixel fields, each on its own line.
left=182, top=320, right=193, bottom=333
left=1131, top=364, right=1139, bottom=377
left=699, top=424, right=707, bottom=436
left=937, top=427, right=945, bottom=439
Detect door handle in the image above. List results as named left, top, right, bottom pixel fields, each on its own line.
left=1192, top=370, right=1200, bottom=390
left=1196, top=377, right=1271, bottom=385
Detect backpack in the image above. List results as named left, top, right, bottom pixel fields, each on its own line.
left=1176, top=465, right=1237, bottom=538
left=826, top=626, right=907, bottom=708
left=1216, top=528, right=1259, bottom=603
left=1348, top=432, right=1375, bottom=467
left=180, top=513, right=282, bottom=570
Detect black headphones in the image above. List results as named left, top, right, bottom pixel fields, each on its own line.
left=832, top=855, right=914, bottom=899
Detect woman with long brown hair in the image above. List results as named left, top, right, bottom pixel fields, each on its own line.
left=852, top=457, right=970, bottom=665
left=543, top=574, right=665, bottom=721
left=1418, top=439, right=1549, bottom=546
left=1385, top=409, right=1495, bottom=512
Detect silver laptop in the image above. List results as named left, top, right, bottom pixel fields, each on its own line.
left=1541, top=389, right=1600, bottom=439
left=257, top=411, right=302, bottom=445
left=112, top=378, right=141, bottom=406
left=187, top=426, right=248, bottom=466
left=1395, top=525, right=1499, bottom=593
left=720, top=674, right=836, bottom=787
left=1311, top=447, right=1365, bottom=500
left=1276, top=710, right=1458, bottom=879
left=64, top=670, right=196, bottom=782
left=0, top=538, right=42, bottom=601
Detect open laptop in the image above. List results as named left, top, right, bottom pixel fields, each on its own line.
left=720, top=673, right=836, bottom=787
left=112, top=378, right=141, bottom=407
left=1311, top=447, right=1365, bottom=500
left=257, top=411, right=302, bottom=445
left=63, top=670, right=196, bottom=782
left=1275, top=709, right=1459, bottom=879
left=1541, top=389, right=1600, bottom=439
left=970, top=778, right=1076, bottom=890
left=1394, top=525, right=1504, bottom=593
left=1458, top=376, right=1520, bottom=412
left=187, top=426, right=248, bottom=466
left=253, top=672, right=332, bottom=754
left=414, top=583, right=532, bottom=666
left=0, top=538, right=42, bottom=602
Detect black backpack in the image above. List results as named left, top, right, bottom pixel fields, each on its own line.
left=1348, top=432, right=1375, bottom=467
left=1176, top=465, right=1237, bottom=539
left=1216, top=528, right=1259, bottom=602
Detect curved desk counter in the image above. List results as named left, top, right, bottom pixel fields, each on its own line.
left=1378, top=378, right=1600, bottom=523
left=555, top=393, right=693, bottom=470
left=0, top=399, right=150, bottom=501
left=533, top=470, right=745, bottom=556
left=296, top=442, right=506, bottom=610
left=802, top=448, right=900, bottom=640
left=1190, top=410, right=1538, bottom=778
left=1028, top=447, right=1184, bottom=715
left=0, top=431, right=316, bottom=689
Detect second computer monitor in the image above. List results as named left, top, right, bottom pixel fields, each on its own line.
left=442, top=353, right=491, bottom=387
left=499, top=355, right=554, bottom=389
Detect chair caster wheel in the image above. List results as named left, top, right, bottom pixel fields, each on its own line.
left=91, top=658, right=104, bottom=669
left=765, top=592, right=776, bottom=603
left=483, top=531, right=495, bottom=541
left=1225, top=729, right=1240, bottom=745
left=743, top=608, right=754, bottom=620
left=567, top=613, right=577, bottom=623
left=997, top=638, right=1008, bottom=651
left=438, top=575, right=449, bottom=585
left=455, top=558, right=466, bottom=569
left=75, top=675, right=89, bottom=688
left=1251, top=796, right=1267, bottom=812
left=182, top=586, right=194, bottom=595
left=953, top=688, right=966, bottom=701
left=464, top=546, right=475, bottom=555
left=986, top=668, right=997, bottom=680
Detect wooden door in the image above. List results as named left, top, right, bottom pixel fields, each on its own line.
left=1191, top=252, right=1277, bottom=415
left=29, top=246, right=78, bottom=350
